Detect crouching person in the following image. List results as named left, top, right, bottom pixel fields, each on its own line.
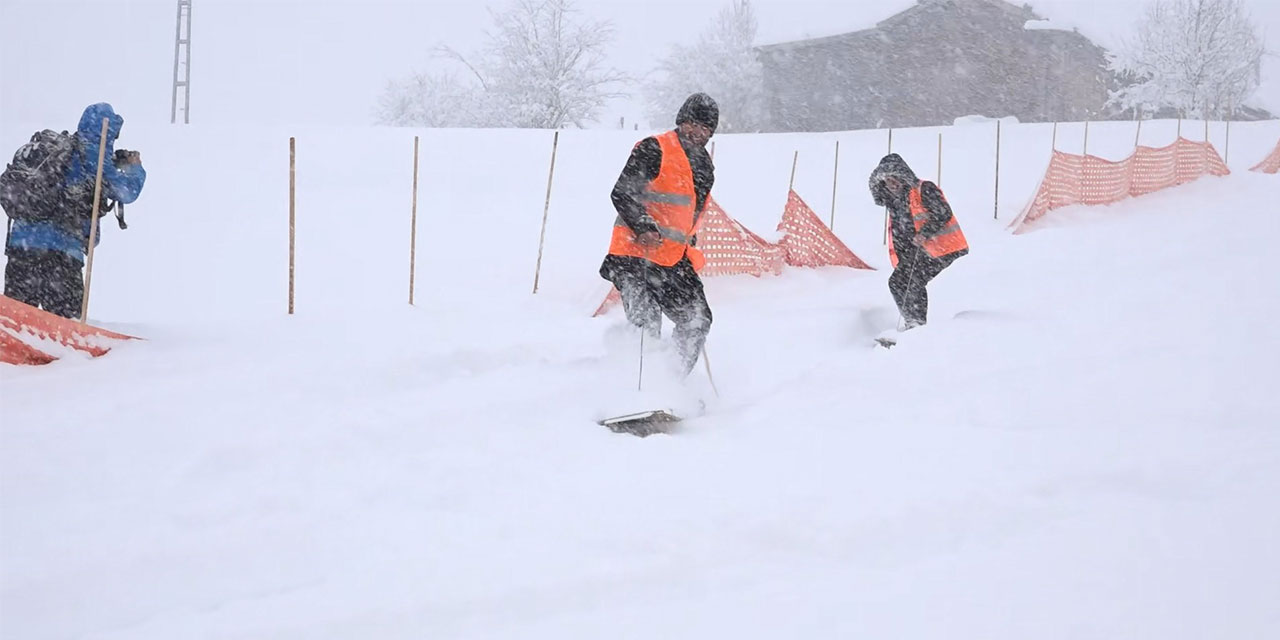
left=869, top=153, right=967, bottom=330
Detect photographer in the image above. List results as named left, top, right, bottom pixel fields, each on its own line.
left=2, top=103, right=146, bottom=319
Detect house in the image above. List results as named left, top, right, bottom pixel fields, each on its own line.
left=755, top=0, right=1114, bottom=131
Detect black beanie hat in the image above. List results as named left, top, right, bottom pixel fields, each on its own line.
left=676, top=92, right=719, bottom=134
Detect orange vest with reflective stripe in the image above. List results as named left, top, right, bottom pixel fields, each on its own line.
left=608, top=130, right=706, bottom=270
left=887, top=182, right=969, bottom=268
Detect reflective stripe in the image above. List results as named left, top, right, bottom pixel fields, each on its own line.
left=918, top=220, right=961, bottom=241
left=639, top=190, right=693, bottom=206
left=656, top=226, right=692, bottom=244
left=614, top=216, right=692, bottom=245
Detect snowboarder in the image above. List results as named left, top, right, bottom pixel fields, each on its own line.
left=2, top=103, right=146, bottom=319
left=869, top=153, right=968, bottom=330
left=599, top=92, right=717, bottom=377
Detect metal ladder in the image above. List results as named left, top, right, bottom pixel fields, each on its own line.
left=170, top=0, right=193, bottom=124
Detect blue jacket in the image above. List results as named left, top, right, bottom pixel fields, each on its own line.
left=6, top=103, right=147, bottom=261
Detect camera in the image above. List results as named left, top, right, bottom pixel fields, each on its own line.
left=112, top=148, right=135, bottom=167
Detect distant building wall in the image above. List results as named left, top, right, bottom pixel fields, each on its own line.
left=756, top=0, right=1113, bottom=131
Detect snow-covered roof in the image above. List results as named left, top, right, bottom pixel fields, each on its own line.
left=756, top=0, right=1058, bottom=51
left=1024, top=19, right=1071, bottom=32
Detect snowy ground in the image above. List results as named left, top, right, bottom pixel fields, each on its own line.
left=3, top=121, right=1280, bottom=639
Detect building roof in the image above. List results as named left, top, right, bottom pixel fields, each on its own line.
left=756, top=0, right=1048, bottom=54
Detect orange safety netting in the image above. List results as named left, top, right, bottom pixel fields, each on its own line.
left=1009, top=137, right=1230, bottom=234
left=0, top=295, right=136, bottom=365
left=592, top=192, right=871, bottom=317
left=0, top=329, right=55, bottom=365
left=777, top=189, right=873, bottom=270
left=693, top=196, right=787, bottom=279
left=1250, top=139, right=1280, bottom=174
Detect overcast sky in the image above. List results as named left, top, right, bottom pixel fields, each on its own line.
left=2, top=0, right=1278, bottom=131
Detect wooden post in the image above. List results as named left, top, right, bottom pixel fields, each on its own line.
left=936, top=132, right=943, bottom=186
left=788, top=150, right=798, bottom=191
left=884, top=129, right=893, bottom=245
left=993, top=120, right=1001, bottom=219
left=1203, top=118, right=1210, bottom=172
left=1134, top=118, right=1143, bottom=148
left=78, top=117, right=110, bottom=324
left=288, top=137, right=296, bottom=315
left=1051, top=122, right=1058, bottom=151
left=1225, top=107, right=1232, bottom=164
left=1083, top=120, right=1090, bottom=157
left=408, top=135, right=420, bottom=305
left=531, top=130, right=559, bottom=294
left=1177, top=117, right=1182, bottom=139
left=829, top=140, right=839, bottom=230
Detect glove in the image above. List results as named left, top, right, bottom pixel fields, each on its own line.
left=635, top=230, right=662, bottom=247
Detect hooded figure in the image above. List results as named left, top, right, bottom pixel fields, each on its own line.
left=869, top=153, right=968, bottom=329
left=3, top=102, right=146, bottom=318
left=599, top=92, right=718, bottom=377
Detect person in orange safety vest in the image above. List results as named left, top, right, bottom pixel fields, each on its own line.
left=869, top=153, right=969, bottom=330
left=600, top=93, right=718, bottom=377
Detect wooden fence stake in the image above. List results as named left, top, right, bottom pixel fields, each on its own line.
left=884, top=129, right=893, bottom=245
left=408, top=135, right=420, bottom=305
left=79, top=117, right=110, bottom=324
left=531, top=130, right=559, bottom=294
left=1225, top=110, right=1232, bottom=164
left=829, top=140, right=839, bottom=230
left=936, top=132, right=943, bottom=185
left=289, top=137, right=296, bottom=315
left=993, top=120, right=1001, bottom=219
left=1203, top=118, right=1210, bottom=172
left=788, top=150, right=798, bottom=191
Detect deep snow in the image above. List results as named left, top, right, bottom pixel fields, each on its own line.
left=3, top=119, right=1280, bottom=639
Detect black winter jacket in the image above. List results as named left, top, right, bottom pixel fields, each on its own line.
left=601, top=131, right=714, bottom=281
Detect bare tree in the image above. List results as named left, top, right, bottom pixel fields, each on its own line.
left=375, top=0, right=627, bottom=129
left=374, top=72, right=496, bottom=128
left=1108, top=0, right=1266, bottom=118
left=643, top=0, right=767, bottom=133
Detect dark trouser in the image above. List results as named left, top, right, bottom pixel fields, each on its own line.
left=603, top=255, right=712, bottom=376
left=888, top=249, right=961, bottom=328
left=4, top=247, right=85, bottom=319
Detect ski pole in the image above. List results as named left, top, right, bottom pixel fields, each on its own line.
left=638, top=329, right=645, bottom=391
left=702, top=346, right=720, bottom=398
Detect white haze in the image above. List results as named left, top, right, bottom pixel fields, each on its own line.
left=2, top=0, right=1279, bottom=136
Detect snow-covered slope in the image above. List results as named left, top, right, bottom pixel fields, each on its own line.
left=3, top=121, right=1280, bottom=639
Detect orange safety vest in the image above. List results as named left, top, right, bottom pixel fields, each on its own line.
left=608, top=130, right=706, bottom=270
left=887, top=181, right=969, bottom=268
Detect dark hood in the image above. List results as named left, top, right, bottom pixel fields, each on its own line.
left=869, top=153, right=919, bottom=205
